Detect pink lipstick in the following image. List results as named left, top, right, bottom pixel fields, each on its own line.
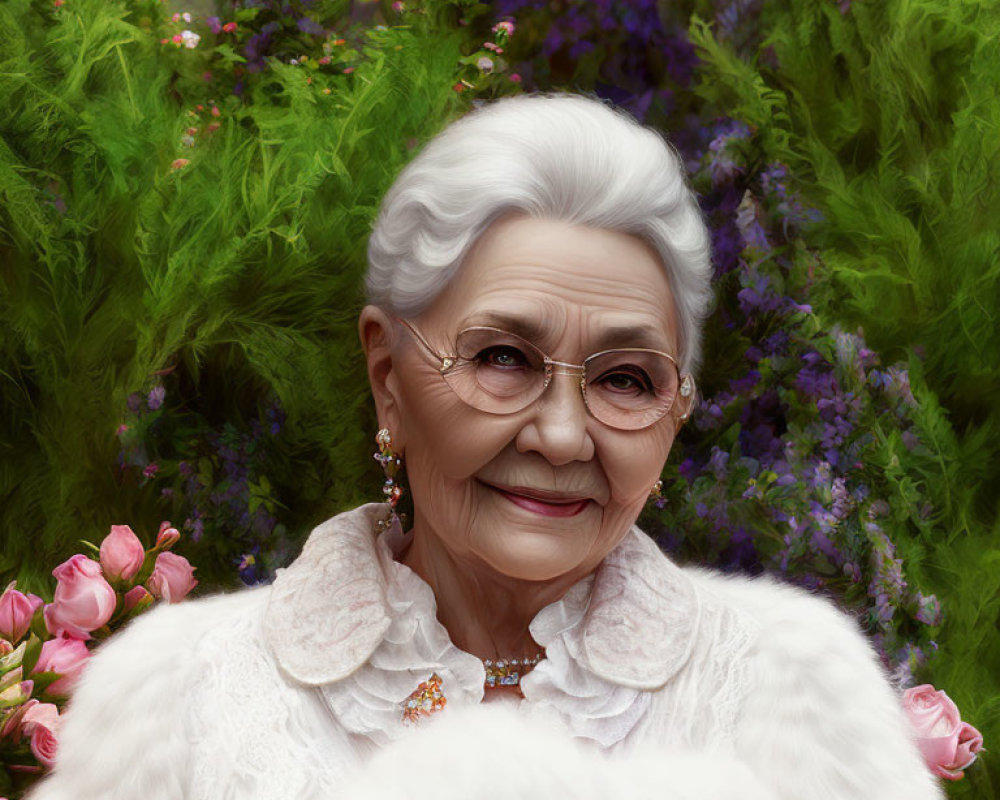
left=482, top=482, right=592, bottom=518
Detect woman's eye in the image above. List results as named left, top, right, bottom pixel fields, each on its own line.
left=479, top=346, right=528, bottom=369
left=598, top=368, right=653, bottom=394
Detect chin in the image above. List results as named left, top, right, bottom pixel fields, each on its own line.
left=473, top=511, right=604, bottom=583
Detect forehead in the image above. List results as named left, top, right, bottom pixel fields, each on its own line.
left=418, top=215, right=679, bottom=350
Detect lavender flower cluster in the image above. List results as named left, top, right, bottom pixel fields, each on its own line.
left=116, top=387, right=291, bottom=587
left=645, top=118, right=941, bottom=684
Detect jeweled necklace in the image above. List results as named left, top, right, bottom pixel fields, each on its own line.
left=482, top=652, right=545, bottom=688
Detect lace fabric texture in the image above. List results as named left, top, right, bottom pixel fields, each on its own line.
left=261, top=503, right=757, bottom=754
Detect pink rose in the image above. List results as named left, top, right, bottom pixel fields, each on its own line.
left=902, top=684, right=984, bottom=780
left=0, top=585, right=43, bottom=643
left=155, top=521, right=180, bottom=550
left=147, top=552, right=197, bottom=603
left=21, top=702, right=60, bottom=768
left=32, top=637, right=90, bottom=696
left=99, top=525, right=145, bottom=582
left=122, top=585, right=152, bottom=614
left=43, top=555, right=117, bottom=640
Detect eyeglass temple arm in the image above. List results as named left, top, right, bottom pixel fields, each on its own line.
left=396, top=318, right=456, bottom=374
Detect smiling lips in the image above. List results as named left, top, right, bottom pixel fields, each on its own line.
left=483, top=482, right=593, bottom=518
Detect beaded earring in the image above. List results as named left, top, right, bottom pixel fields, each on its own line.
left=374, top=427, right=405, bottom=531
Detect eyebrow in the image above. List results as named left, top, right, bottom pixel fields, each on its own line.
left=464, top=312, right=674, bottom=353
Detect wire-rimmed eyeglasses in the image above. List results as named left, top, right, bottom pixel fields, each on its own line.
left=395, top=318, right=693, bottom=431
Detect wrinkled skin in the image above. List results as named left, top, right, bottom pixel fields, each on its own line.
left=359, top=214, right=690, bottom=665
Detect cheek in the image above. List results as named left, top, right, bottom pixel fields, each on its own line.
left=601, top=427, right=676, bottom=510
left=396, top=369, right=517, bottom=482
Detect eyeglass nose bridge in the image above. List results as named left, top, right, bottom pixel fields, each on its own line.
left=545, top=358, right=586, bottom=378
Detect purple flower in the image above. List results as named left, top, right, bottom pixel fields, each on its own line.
left=207, top=16, right=222, bottom=35
left=147, top=385, right=166, bottom=411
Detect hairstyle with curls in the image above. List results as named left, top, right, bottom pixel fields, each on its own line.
left=366, top=92, right=713, bottom=374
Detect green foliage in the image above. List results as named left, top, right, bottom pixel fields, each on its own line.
left=0, top=0, right=486, bottom=589
left=690, top=2, right=1000, bottom=793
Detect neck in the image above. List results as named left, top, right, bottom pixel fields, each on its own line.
left=399, top=520, right=582, bottom=661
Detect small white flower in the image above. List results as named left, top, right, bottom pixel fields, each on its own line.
left=476, top=56, right=494, bottom=73
left=180, top=30, right=201, bottom=49
left=182, top=11, right=192, bottom=23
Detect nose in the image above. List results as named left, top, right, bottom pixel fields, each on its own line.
left=515, top=370, right=596, bottom=465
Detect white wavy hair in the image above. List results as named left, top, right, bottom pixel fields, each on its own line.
left=365, top=92, right=713, bottom=374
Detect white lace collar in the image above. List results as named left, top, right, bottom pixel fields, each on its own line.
left=262, top=503, right=702, bottom=747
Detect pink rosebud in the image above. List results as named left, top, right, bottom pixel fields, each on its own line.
left=21, top=702, right=60, bottom=768
left=222, top=21, right=237, bottom=33
left=0, top=585, right=44, bottom=643
left=147, top=552, right=197, bottom=603
left=122, top=586, right=152, bottom=614
left=0, top=679, right=33, bottom=707
left=343, top=66, right=355, bottom=74
left=156, top=522, right=180, bottom=550
left=0, top=697, right=38, bottom=739
left=99, top=525, right=145, bottom=582
left=32, top=638, right=90, bottom=697
left=508, top=73, right=522, bottom=84
left=172, top=34, right=183, bottom=44
left=492, top=20, right=515, bottom=36
left=902, top=685, right=984, bottom=780
left=44, top=556, right=116, bottom=640
left=210, top=105, right=221, bottom=118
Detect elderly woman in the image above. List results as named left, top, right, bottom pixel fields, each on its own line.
left=30, top=94, right=942, bottom=800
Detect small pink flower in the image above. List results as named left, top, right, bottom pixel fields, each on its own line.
left=903, top=685, right=984, bottom=780
left=21, top=703, right=60, bottom=768
left=99, top=524, right=145, bottom=582
left=44, top=555, right=116, bottom=640
left=206, top=122, right=221, bottom=133
left=171, top=158, right=190, bottom=170
left=156, top=521, right=180, bottom=550
left=116, top=423, right=129, bottom=436
left=147, top=552, right=197, bottom=603
left=222, top=21, right=237, bottom=33
left=32, top=638, right=90, bottom=696
left=392, top=1, right=404, bottom=11
left=492, top=20, right=515, bottom=36
left=318, top=56, right=331, bottom=65
left=143, top=463, right=159, bottom=479
left=210, top=105, right=221, bottom=118
left=172, top=34, right=183, bottom=45
left=122, top=585, right=152, bottom=614
left=0, top=585, right=44, bottom=643
left=508, top=73, right=522, bottom=84
left=343, top=66, right=355, bottom=74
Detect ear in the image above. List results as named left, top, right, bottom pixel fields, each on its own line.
left=358, top=305, right=405, bottom=449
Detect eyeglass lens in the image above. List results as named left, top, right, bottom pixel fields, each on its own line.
left=445, top=327, right=679, bottom=430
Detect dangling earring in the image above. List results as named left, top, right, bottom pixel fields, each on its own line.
left=374, top=428, right=405, bottom=531
left=647, top=479, right=667, bottom=509
left=678, top=375, right=694, bottom=422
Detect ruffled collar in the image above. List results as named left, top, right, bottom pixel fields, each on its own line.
left=263, top=503, right=702, bottom=747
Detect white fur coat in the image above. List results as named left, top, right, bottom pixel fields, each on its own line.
left=29, top=504, right=942, bottom=800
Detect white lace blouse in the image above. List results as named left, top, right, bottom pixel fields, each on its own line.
left=30, top=503, right=941, bottom=800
